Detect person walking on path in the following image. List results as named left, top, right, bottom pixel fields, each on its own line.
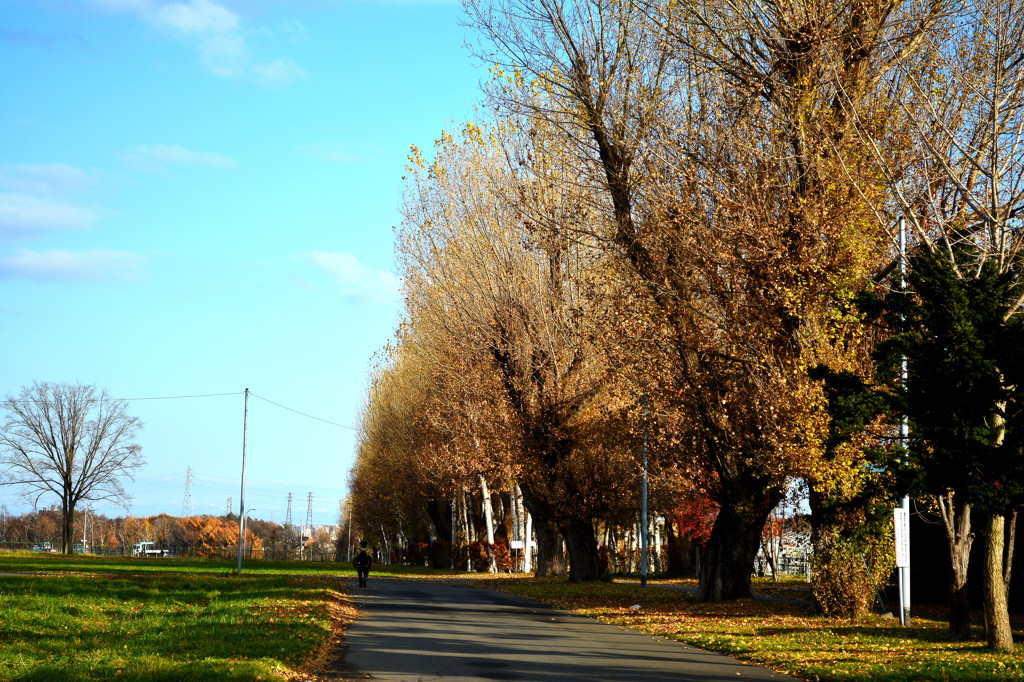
left=354, top=540, right=372, bottom=587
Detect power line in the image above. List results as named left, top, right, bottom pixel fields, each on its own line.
left=4, top=392, right=241, bottom=406
left=6, top=389, right=356, bottom=431
left=249, top=392, right=356, bottom=430
left=122, top=392, right=242, bottom=401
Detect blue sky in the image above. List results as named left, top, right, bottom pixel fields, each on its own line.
left=1, top=0, right=484, bottom=526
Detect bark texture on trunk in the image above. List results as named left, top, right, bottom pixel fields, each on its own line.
left=426, top=499, right=453, bottom=569
left=938, top=492, right=974, bottom=641
left=519, top=484, right=566, bottom=576
left=664, top=516, right=694, bottom=576
left=1004, top=509, right=1016, bottom=603
left=479, top=475, right=497, bottom=572
left=697, top=486, right=782, bottom=602
left=532, top=516, right=566, bottom=576
left=561, top=518, right=602, bottom=582
left=62, top=497, right=74, bottom=554
left=983, top=513, right=1015, bottom=650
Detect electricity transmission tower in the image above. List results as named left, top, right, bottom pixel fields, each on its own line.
left=305, top=492, right=314, bottom=561
left=226, top=497, right=232, bottom=517
left=285, top=493, right=294, bottom=559
left=182, top=466, right=194, bottom=517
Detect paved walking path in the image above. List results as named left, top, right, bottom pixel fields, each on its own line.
left=341, top=578, right=796, bottom=681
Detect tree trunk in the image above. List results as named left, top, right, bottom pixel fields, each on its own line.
left=524, top=510, right=533, bottom=573
left=561, top=518, right=602, bottom=582
left=937, top=491, right=973, bottom=641
left=479, top=476, right=497, bottom=572
left=983, top=513, right=1015, bottom=650
left=1004, top=509, right=1016, bottom=603
left=519, top=484, right=566, bottom=576
left=663, top=516, right=693, bottom=576
left=62, top=497, right=74, bottom=554
left=425, top=499, right=452, bottom=569
left=627, top=525, right=635, bottom=572
left=653, top=517, right=663, bottom=574
left=761, top=539, right=778, bottom=582
left=461, top=491, right=473, bottom=572
left=532, top=516, right=566, bottom=576
left=697, top=486, right=782, bottom=602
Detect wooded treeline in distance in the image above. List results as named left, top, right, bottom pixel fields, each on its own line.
left=344, top=0, right=1024, bottom=650
left=0, top=508, right=337, bottom=561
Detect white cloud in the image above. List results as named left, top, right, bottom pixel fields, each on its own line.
left=274, top=18, right=308, bottom=44
left=252, top=58, right=308, bottom=86
left=0, top=164, right=102, bottom=238
left=0, top=162, right=98, bottom=196
left=94, top=0, right=307, bottom=84
left=92, top=0, right=154, bottom=12
left=0, top=249, right=146, bottom=281
left=122, top=144, right=237, bottom=173
left=0, top=193, right=98, bottom=238
left=154, top=0, right=238, bottom=34
left=200, top=32, right=248, bottom=76
left=305, top=251, right=400, bottom=304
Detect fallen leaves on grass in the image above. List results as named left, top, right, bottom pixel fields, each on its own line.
left=480, top=577, right=1024, bottom=681
left=291, top=578, right=360, bottom=681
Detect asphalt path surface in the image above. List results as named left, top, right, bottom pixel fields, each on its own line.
left=342, top=578, right=796, bottom=681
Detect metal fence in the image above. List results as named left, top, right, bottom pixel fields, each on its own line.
left=755, top=552, right=812, bottom=581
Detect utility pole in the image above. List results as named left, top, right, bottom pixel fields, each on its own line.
left=305, top=492, right=314, bottom=561
left=896, top=218, right=911, bottom=626
left=236, top=387, right=249, bottom=576
left=346, top=499, right=353, bottom=562
left=641, top=388, right=649, bottom=588
left=182, top=466, right=194, bottom=517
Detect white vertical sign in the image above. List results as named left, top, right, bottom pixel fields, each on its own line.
left=894, top=507, right=910, bottom=568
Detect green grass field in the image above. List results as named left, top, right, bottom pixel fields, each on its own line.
left=0, top=552, right=454, bottom=578
left=4, top=553, right=1024, bottom=681
left=0, top=552, right=365, bottom=681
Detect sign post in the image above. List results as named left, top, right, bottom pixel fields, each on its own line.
left=894, top=505, right=910, bottom=625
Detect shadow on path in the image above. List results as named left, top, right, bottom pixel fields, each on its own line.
left=338, top=578, right=797, bottom=681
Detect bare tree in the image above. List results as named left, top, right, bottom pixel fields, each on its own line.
left=1, top=381, right=144, bottom=554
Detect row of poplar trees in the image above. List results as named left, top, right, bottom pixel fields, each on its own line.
left=347, top=0, right=1024, bottom=650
